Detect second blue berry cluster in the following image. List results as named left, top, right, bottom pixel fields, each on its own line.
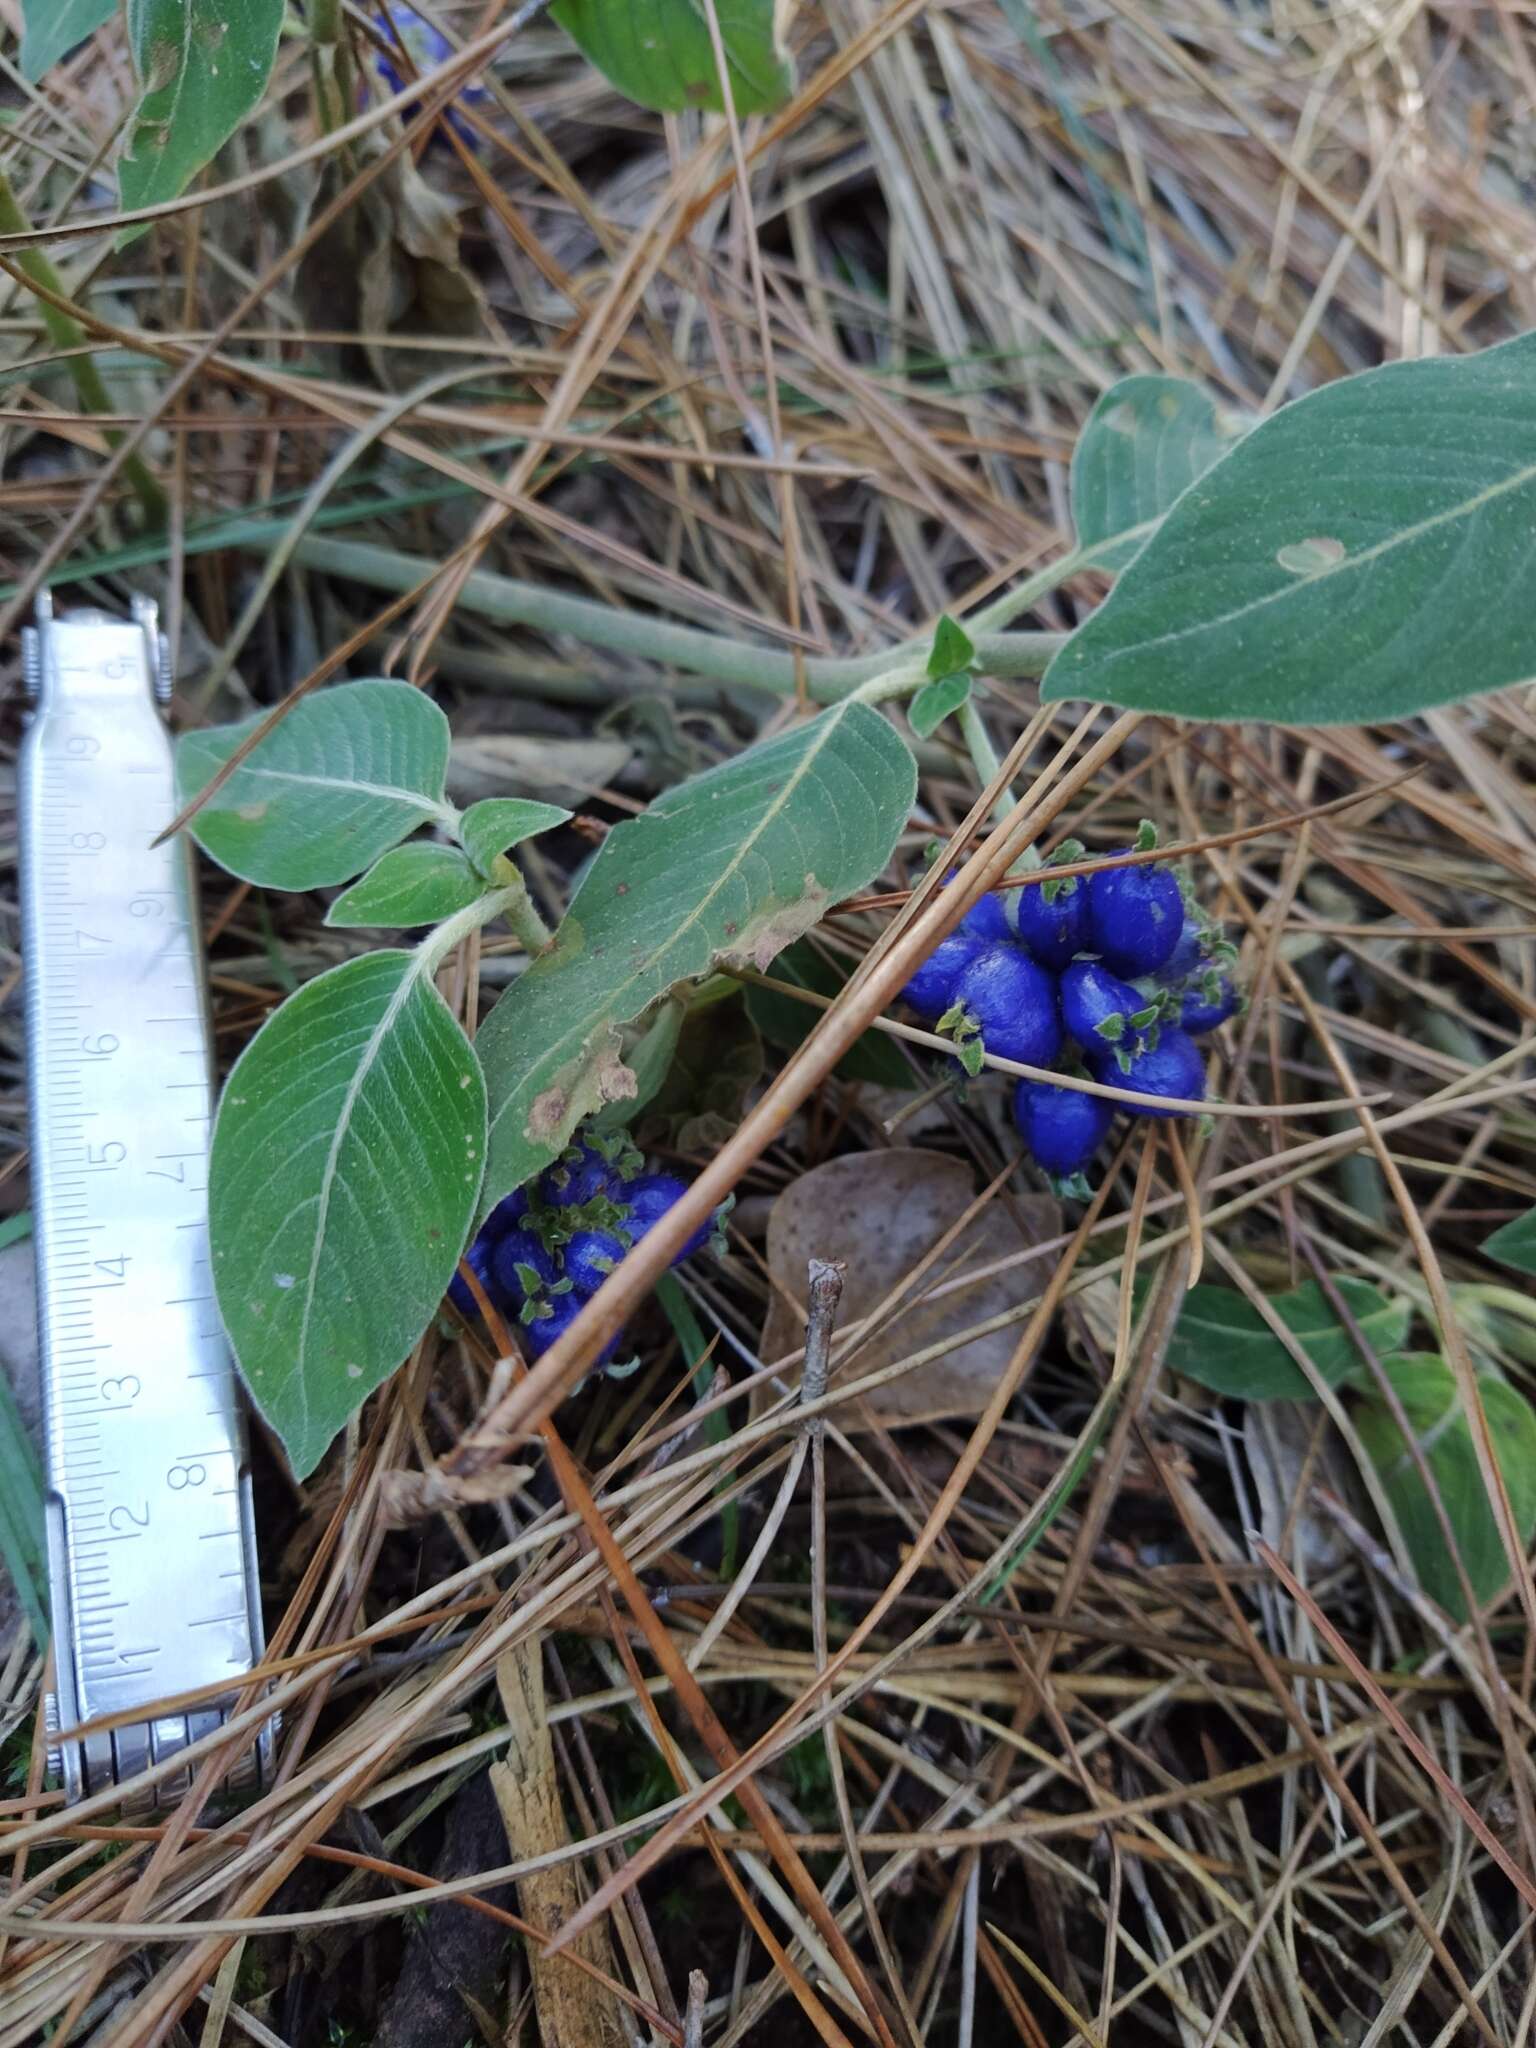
left=900, top=829, right=1240, bottom=1185
left=449, top=1136, right=723, bottom=1365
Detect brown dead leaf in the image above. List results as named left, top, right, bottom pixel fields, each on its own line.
left=758, top=1148, right=1059, bottom=1427
left=492, top=1642, right=625, bottom=2048
left=378, top=1462, right=533, bottom=1528
left=1244, top=1399, right=1357, bottom=1575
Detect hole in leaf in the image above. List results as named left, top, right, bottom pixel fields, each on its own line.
left=1277, top=536, right=1346, bottom=574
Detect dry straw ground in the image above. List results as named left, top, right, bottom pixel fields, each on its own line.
left=0, top=1, right=1534, bottom=2043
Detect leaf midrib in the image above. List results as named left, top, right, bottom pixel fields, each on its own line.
left=209, top=758, right=453, bottom=819
left=1075, top=442, right=1536, bottom=663
left=294, top=957, right=422, bottom=1427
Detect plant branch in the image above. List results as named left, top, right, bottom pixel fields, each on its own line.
left=269, top=532, right=1065, bottom=700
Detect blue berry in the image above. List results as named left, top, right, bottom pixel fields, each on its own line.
left=948, top=945, right=1062, bottom=1068
left=522, top=1290, right=582, bottom=1358
left=564, top=1228, right=628, bottom=1295
left=1013, top=1079, right=1115, bottom=1177
left=1013, top=875, right=1088, bottom=970
left=491, top=1226, right=559, bottom=1302
left=1060, top=960, right=1156, bottom=1058
left=480, top=1186, right=529, bottom=1238
left=1179, top=975, right=1240, bottom=1035
left=541, top=1143, right=625, bottom=1208
left=1157, top=914, right=1215, bottom=984
left=370, top=7, right=489, bottom=148
left=937, top=869, right=1010, bottom=946
left=960, top=893, right=1010, bottom=944
left=1085, top=854, right=1184, bottom=976
left=447, top=1233, right=494, bottom=1316
left=900, top=929, right=986, bottom=1020
left=1091, top=1028, right=1205, bottom=1118
left=523, top=1291, right=624, bottom=1366
left=622, top=1172, right=712, bottom=1263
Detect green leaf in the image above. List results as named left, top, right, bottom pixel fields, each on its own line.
left=909, top=672, right=972, bottom=741
left=0, top=1359, right=47, bottom=1649
left=1165, top=1276, right=1411, bottom=1401
left=21, top=0, right=114, bottom=80
left=460, top=797, right=571, bottom=876
left=927, top=614, right=975, bottom=680
left=1071, top=374, right=1240, bottom=572
left=119, top=0, right=285, bottom=217
left=746, top=939, right=914, bottom=1088
left=1046, top=332, right=1536, bottom=725
left=1355, top=1355, right=1536, bottom=1619
left=1484, top=1207, right=1536, bottom=1278
left=549, top=0, right=793, bottom=113
left=209, top=951, right=486, bottom=1479
left=326, top=844, right=485, bottom=929
left=176, top=679, right=454, bottom=891
left=476, top=702, right=916, bottom=1218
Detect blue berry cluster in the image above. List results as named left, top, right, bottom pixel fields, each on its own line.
left=900, top=829, right=1241, bottom=1184
left=448, top=1136, right=722, bottom=1365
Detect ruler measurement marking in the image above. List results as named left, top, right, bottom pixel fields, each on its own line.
left=23, top=599, right=265, bottom=1801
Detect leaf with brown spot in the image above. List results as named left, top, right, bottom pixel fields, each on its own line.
left=476, top=702, right=915, bottom=1221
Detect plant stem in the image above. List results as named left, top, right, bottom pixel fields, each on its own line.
left=958, top=696, right=1019, bottom=826
left=419, top=881, right=542, bottom=972
left=0, top=170, right=164, bottom=523
left=273, top=531, right=1065, bottom=701
left=308, top=0, right=355, bottom=137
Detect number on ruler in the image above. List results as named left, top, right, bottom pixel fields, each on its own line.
left=167, top=1461, right=207, bottom=1490
left=86, top=1140, right=126, bottom=1169
left=100, top=1375, right=140, bottom=1405
left=107, top=1502, right=149, bottom=1533
left=81, top=1034, right=118, bottom=1058
left=65, top=734, right=100, bottom=757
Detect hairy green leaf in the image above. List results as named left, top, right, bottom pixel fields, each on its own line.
left=1165, top=1276, right=1411, bottom=1401
left=549, top=0, right=792, bottom=113
left=210, top=950, right=486, bottom=1479
left=476, top=702, right=916, bottom=1217
left=460, top=797, right=571, bottom=875
left=0, top=1359, right=46, bottom=1648
left=1355, top=1355, right=1536, bottom=1619
left=177, top=680, right=455, bottom=891
left=1046, top=332, right=1536, bottom=724
left=1484, top=1207, right=1536, bottom=1278
left=1071, top=374, right=1241, bottom=571
left=909, top=672, right=972, bottom=740
left=21, top=0, right=114, bottom=80
left=326, top=843, right=484, bottom=928
left=120, top=0, right=285, bottom=215
left=927, top=614, right=975, bottom=679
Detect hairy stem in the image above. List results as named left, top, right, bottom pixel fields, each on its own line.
left=272, top=532, right=1065, bottom=701
left=0, top=171, right=164, bottom=522
left=419, top=880, right=543, bottom=973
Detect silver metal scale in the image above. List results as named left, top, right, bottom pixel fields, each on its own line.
left=18, top=593, right=268, bottom=1803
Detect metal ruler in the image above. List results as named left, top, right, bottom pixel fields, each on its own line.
left=19, top=593, right=269, bottom=1804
